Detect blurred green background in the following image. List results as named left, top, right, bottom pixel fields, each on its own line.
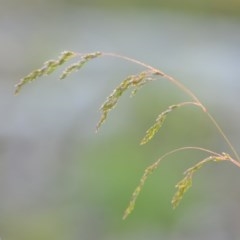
left=1, top=0, right=240, bottom=239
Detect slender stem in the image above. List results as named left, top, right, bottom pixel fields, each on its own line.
left=228, top=156, right=240, bottom=168
left=206, top=112, right=240, bottom=161
left=154, top=146, right=240, bottom=169
left=154, top=146, right=222, bottom=167
left=103, top=52, right=165, bottom=76
left=103, top=52, right=206, bottom=112
left=177, top=101, right=202, bottom=108
left=161, top=73, right=207, bottom=112
left=122, top=145, right=223, bottom=220
left=102, top=52, right=240, bottom=162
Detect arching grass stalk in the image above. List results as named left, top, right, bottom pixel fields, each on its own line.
left=102, top=52, right=240, bottom=162
left=140, top=101, right=201, bottom=145
left=100, top=53, right=240, bottom=218
left=15, top=50, right=239, bottom=162
left=103, top=53, right=206, bottom=112
left=123, top=146, right=238, bottom=220
left=15, top=51, right=240, bottom=219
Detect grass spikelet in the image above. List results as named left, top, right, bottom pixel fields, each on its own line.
left=15, top=50, right=240, bottom=219
left=60, top=51, right=102, bottom=80
left=96, top=71, right=152, bottom=131
left=15, top=51, right=76, bottom=94
left=172, top=152, right=240, bottom=208
left=123, top=148, right=233, bottom=219
left=171, top=156, right=215, bottom=208
left=140, top=104, right=179, bottom=145
left=123, top=161, right=159, bottom=220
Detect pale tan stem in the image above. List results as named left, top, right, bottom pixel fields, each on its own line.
left=102, top=52, right=240, bottom=162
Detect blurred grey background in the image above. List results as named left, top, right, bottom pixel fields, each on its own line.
left=0, top=0, right=240, bottom=239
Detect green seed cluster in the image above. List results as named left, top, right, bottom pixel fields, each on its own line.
left=96, top=71, right=152, bottom=131
left=15, top=51, right=76, bottom=94
left=60, top=52, right=102, bottom=80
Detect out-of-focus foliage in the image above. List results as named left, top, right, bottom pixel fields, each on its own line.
left=15, top=0, right=240, bottom=16
left=1, top=0, right=240, bottom=239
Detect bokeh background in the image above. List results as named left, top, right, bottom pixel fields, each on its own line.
left=1, top=0, right=240, bottom=239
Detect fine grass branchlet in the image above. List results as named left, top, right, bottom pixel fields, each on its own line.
left=16, top=51, right=240, bottom=219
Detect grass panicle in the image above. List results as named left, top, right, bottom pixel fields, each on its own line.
left=16, top=50, right=240, bottom=220
left=123, top=147, right=236, bottom=219
left=15, top=51, right=76, bottom=95
left=123, top=161, right=159, bottom=220
left=15, top=51, right=102, bottom=94
left=96, top=71, right=153, bottom=131
left=140, top=104, right=179, bottom=145
left=171, top=156, right=212, bottom=208
left=140, top=102, right=201, bottom=145
left=172, top=152, right=231, bottom=208
left=60, top=51, right=102, bottom=80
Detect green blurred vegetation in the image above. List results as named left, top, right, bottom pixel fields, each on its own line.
left=1, top=1, right=240, bottom=239
left=5, top=0, right=240, bottom=17
left=1, top=81, right=217, bottom=240
left=58, top=0, right=240, bottom=17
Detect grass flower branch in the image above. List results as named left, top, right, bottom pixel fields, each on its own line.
left=15, top=51, right=240, bottom=219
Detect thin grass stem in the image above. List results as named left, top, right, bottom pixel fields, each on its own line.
left=102, top=52, right=239, bottom=162
left=123, top=146, right=223, bottom=219
left=102, top=52, right=206, bottom=112
left=206, top=112, right=240, bottom=161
